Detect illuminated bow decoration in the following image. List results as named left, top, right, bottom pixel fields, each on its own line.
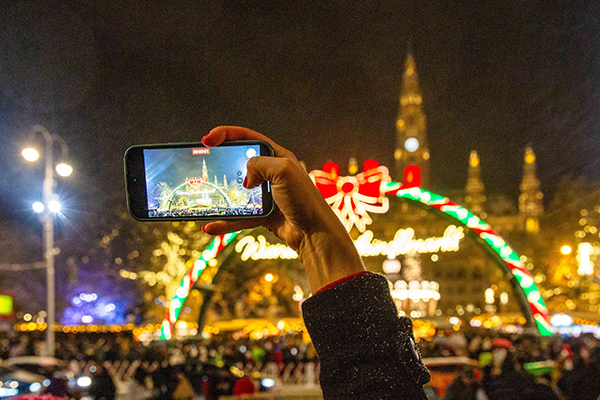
left=309, top=160, right=392, bottom=232
left=185, top=177, right=205, bottom=189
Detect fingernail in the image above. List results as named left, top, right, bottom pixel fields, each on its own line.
left=243, top=176, right=248, bottom=188
left=201, top=225, right=206, bottom=233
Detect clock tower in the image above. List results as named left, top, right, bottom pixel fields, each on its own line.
left=394, top=50, right=430, bottom=186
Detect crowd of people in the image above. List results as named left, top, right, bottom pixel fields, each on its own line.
left=0, top=330, right=319, bottom=399
left=420, top=328, right=600, bottom=400
left=4, top=327, right=600, bottom=399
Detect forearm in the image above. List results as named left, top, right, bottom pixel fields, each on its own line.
left=301, top=273, right=430, bottom=399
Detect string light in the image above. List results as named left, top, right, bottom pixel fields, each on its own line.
left=163, top=180, right=553, bottom=338
left=391, top=186, right=552, bottom=336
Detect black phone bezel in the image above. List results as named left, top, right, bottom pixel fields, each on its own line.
left=124, top=140, right=275, bottom=221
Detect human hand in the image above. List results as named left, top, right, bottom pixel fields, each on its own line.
left=201, top=126, right=364, bottom=291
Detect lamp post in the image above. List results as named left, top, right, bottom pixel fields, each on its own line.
left=22, top=125, right=72, bottom=357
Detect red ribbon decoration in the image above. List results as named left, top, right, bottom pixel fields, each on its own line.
left=310, top=160, right=392, bottom=232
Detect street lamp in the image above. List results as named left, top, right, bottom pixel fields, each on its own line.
left=22, top=125, right=73, bottom=357
left=22, top=148, right=40, bottom=162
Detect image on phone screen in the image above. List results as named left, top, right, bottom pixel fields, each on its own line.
left=142, top=145, right=263, bottom=218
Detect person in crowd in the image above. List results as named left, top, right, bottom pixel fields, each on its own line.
left=482, top=352, right=559, bottom=400
left=202, top=126, right=430, bottom=398
left=89, top=363, right=117, bottom=400
left=557, top=345, right=600, bottom=400
left=444, top=366, right=485, bottom=400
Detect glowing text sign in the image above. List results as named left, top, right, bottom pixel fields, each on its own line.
left=235, top=225, right=464, bottom=261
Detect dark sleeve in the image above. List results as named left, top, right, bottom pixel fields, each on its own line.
left=301, top=273, right=430, bottom=399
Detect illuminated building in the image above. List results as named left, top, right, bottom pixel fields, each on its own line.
left=395, top=50, right=430, bottom=186
left=372, top=49, right=549, bottom=320
left=519, top=147, right=544, bottom=233
left=465, top=151, right=485, bottom=216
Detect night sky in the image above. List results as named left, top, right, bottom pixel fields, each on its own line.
left=1, top=1, right=599, bottom=235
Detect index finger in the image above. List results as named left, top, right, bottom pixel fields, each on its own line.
left=202, top=126, right=296, bottom=160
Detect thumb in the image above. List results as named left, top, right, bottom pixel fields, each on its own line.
left=244, top=156, right=299, bottom=189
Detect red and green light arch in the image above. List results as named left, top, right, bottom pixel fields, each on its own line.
left=161, top=185, right=552, bottom=339
left=386, top=185, right=552, bottom=336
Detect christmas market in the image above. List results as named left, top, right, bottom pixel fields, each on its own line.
left=2, top=2, right=600, bottom=399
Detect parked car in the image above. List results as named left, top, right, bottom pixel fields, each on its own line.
left=4, top=356, right=91, bottom=399
left=0, top=364, right=45, bottom=397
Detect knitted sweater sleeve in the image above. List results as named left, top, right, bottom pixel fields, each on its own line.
left=301, top=273, right=430, bottom=399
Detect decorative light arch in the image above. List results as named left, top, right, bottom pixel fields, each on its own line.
left=163, top=181, right=231, bottom=212
left=160, top=184, right=552, bottom=339
left=386, top=185, right=552, bottom=336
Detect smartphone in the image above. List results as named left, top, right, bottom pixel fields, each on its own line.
left=124, top=140, right=274, bottom=221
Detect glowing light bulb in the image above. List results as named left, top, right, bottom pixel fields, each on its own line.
left=55, top=163, right=73, bottom=177
left=48, top=200, right=61, bottom=213
left=560, top=245, right=572, bottom=255
left=32, top=202, right=45, bottom=213
left=22, top=148, right=39, bottom=162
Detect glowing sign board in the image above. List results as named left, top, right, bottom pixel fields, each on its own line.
left=0, top=295, right=13, bottom=315
left=235, top=225, right=464, bottom=261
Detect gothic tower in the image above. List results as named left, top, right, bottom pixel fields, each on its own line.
left=465, top=150, right=486, bottom=215
left=202, top=159, right=209, bottom=181
left=519, top=146, right=543, bottom=233
left=394, top=49, right=430, bottom=186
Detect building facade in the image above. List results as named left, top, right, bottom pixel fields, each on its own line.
left=365, top=50, right=546, bottom=321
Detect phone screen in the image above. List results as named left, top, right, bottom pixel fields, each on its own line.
left=141, top=144, right=264, bottom=218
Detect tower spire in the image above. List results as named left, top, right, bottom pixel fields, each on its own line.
left=519, top=146, right=543, bottom=233
left=395, top=48, right=430, bottom=186
left=465, top=151, right=485, bottom=215
left=202, top=159, right=208, bottom=181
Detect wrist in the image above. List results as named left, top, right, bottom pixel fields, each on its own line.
left=298, top=224, right=365, bottom=292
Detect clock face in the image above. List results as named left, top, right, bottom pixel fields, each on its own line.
left=404, top=137, right=420, bottom=153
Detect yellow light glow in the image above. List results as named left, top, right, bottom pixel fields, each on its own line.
left=560, top=245, right=572, bottom=255
left=525, top=148, right=536, bottom=164
left=236, top=226, right=464, bottom=261
left=396, top=119, right=405, bottom=129
left=265, top=273, right=274, bottom=282
left=469, top=151, right=479, bottom=167
left=423, top=151, right=430, bottom=160
left=208, top=258, right=218, bottom=267
left=22, top=148, right=39, bottom=162
left=394, top=149, right=402, bottom=160
left=56, top=163, right=73, bottom=177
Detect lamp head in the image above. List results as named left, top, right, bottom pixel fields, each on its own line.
left=56, top=163, right=73, bottom=177
left=22, top=148, right=40, bottom=162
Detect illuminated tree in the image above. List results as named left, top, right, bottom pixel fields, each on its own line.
left=534, top=177, right=600, bottom=314
left=70, top=204, right=212, bottom=324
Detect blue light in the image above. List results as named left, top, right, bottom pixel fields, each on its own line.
left=261, top=378, right=275, bottom=388
left=43, top=379, right=51, bottom=387
left=29, top=382, right=41, bottom=392
left=0, top=388, right=18, bottom=397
